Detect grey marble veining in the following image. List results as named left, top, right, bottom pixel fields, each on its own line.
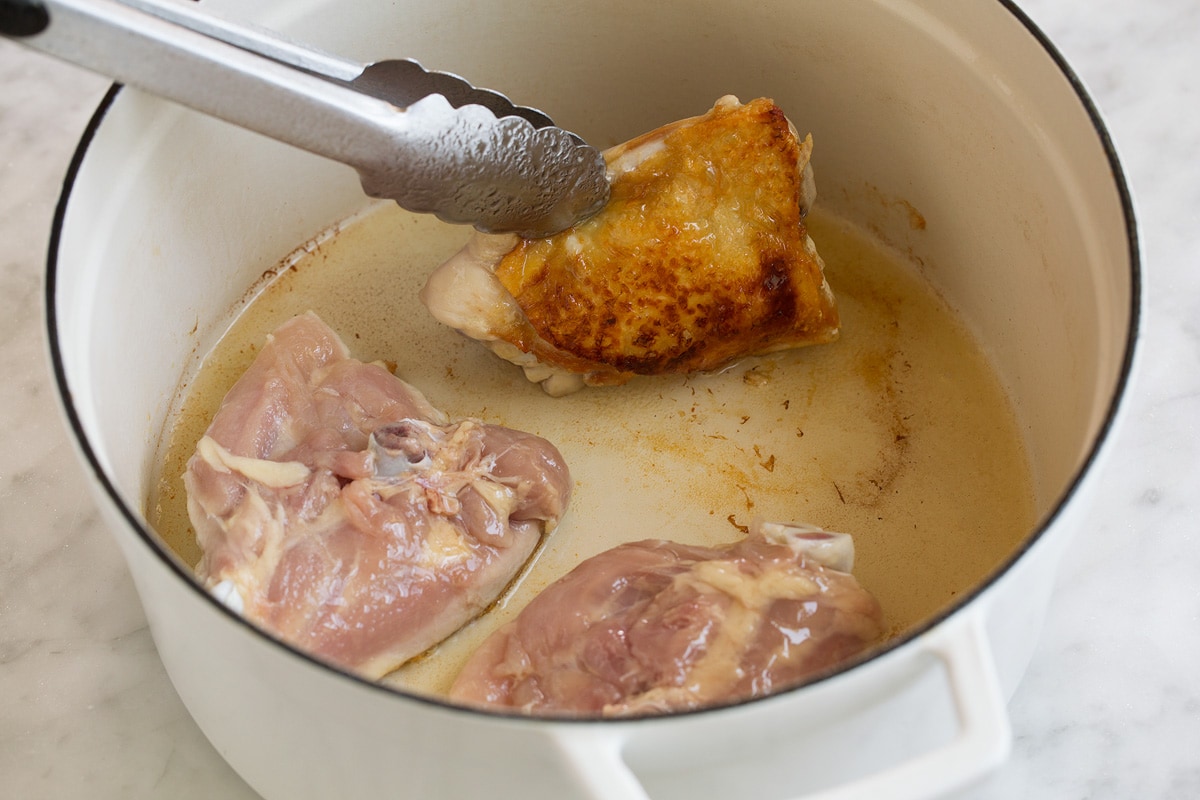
left=956, top=1, right=1200, bottom=798
left=0, top=37, right=256, bottom=799
left=2, top=0, right=1199, bottom=797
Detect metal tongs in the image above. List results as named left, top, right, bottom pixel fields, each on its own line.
left=0, top=0, right=610, bottom=236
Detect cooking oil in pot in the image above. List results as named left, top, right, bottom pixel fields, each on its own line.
left=148, top=202, right=1035, bottom=698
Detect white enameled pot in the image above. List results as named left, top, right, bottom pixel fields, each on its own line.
left=47, top=0, right=1137, bottom=798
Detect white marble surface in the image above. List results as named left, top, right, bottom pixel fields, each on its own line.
left=1, top=1, right=1198, bottom=797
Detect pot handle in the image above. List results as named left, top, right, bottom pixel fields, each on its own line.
left=553, top=611, right=1011, bottom=800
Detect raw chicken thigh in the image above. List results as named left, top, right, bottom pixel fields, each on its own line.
left=449, top=520, right=883, bottom=716
left=421, top=95, right=839, bottom=396
left=184, top=312, right=571, bottom=679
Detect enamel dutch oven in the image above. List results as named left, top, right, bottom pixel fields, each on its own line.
left=47, top=0, right=1137, bottom=797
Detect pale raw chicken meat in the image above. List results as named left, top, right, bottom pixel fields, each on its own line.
left=450, top=521, right=883, bottom=716
left=184, top=312, right=571, bottom=679
left=421, top=95, right=838, bottom=396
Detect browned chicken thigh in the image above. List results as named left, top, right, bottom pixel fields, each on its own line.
left=184, top=312, right=571, bottom=679
left=421, top=96, right=839, bottom=395
left=449, top=520, right=883, bottom=716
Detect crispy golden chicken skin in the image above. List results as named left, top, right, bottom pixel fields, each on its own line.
left=421, top=96, right=839, bottom=395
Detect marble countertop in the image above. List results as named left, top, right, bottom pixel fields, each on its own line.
left=2, top=1, right=1197, bottom=797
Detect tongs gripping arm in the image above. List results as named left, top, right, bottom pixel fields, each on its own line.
left=0, top=0, right=608, bottom=235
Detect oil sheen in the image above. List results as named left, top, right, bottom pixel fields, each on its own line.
left=148, top=203, right=1036, bottom=698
